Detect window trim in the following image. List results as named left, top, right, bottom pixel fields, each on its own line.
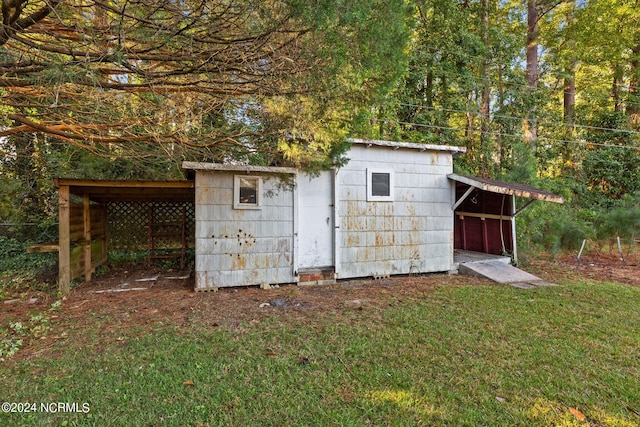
left=367, top=168, right=394, bottom=202
left=233, top=175, right=262, bottom=209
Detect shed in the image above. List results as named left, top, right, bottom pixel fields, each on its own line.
left=183, top=139, right=466, bottom=290
left=449, top=174, right=565, bottom=262
left=39, top=179, right=195, bottom=294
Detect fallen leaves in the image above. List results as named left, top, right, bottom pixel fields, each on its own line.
left=627, top=405, right=640, bottom=416
left=569, top=407, right=586, bottom=422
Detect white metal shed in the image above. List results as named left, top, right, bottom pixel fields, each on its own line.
left=183, top=139, right=466, bottom=290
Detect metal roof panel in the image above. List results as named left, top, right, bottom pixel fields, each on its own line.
left=448, top=173, right=564, bottom=203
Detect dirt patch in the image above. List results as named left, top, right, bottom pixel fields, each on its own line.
left=2, top=251, right=638, bottom=363
left=2, top=268, right=491, bottom=361
left=525, top=249, right=639, bottom=287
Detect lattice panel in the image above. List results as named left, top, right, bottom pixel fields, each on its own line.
left=107, top=201, right=195, bottom=250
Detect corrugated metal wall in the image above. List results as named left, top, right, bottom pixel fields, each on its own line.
left=194, top=172, right=294, bottom=289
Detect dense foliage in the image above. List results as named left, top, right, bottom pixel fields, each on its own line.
left=1, top=0, right=639, bottom=267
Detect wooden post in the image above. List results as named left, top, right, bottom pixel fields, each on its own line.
left=58, top=185, right=71, bottom=295
left=101, top=204, right=108, bottom=264
left=83, top=194, right=92, bottom=282
left=481, top=217, right=489, bottom=253
left=511, top=196, right=518, bottom=263
left=461, top=215, right=467, bottom=250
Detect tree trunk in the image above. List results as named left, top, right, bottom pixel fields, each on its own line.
left=525, top=0, right=538, bottom=151
left=12, top=122, right=40, bottom=218
left=425, top=69, right=434, bottom=108
left=563, top=2, right=576, bottom=132
left=612, top=64, right=624, bottom=113
left=562, top=1, right=576, bottom=166
left=497, top=63, right=505, bottom=171
left=480, top=0, right=491, bottom=177
left=563, top=76, right=575, bottom=129
left=626, top=38, right=640, bottom=128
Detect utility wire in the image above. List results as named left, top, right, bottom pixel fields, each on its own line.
left=370, top=117, right=640, bottom=150
left=398, top=73, right=640, bottom=108
left=396, top=102, right=640, bottom=136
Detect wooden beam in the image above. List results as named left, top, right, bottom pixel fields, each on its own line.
left=54, top=178, right=194, bottom=189
left=514, top=199, right=537, bottom=217
left=455, top=211, right=513, bottom=220
left=27, top=242, right=59, bottom=253
left=83, top=195, right=92, bottom=282
left=452, top=186, right=475, bottom=211
left=58, top=185, right=71, bottom=295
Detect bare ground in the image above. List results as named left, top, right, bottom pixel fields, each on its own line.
left=2, top=249, right=638, bottom=362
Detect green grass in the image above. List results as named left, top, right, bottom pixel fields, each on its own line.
left=1, top=281, right=639, bottom=426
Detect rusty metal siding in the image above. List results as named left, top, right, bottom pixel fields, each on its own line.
left=336, top=145, right=455, bottom=278
left=194, top=171, right=294, bottom=289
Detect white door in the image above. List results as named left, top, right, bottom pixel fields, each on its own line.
left=297, top=171, right=334, bottom=269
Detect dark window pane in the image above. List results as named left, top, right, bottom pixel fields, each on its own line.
left=371, top=173, right=390, bottom=197
left=239, top=178, right=257, bottom=204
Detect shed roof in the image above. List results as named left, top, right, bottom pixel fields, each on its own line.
left=182, top=162, right=297, bottom=174
left=53, top=178, right=195, bottom=203
left=348, top=138, right=466, bottom=153
left=448, top=174, right=564, bottom=203
left=182, top=140, right=465, bottom=177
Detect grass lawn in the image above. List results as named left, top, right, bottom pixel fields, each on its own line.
left=1, top=276, right=639, bottom=426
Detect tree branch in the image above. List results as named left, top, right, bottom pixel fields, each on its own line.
left=0, top=0, right=60, bottom=45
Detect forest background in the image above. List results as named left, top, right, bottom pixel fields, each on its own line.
left=1, top=0, right=638, bottom=279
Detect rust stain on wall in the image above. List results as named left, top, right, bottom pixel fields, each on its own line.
left=232, top=254, right=246, bottom=269
left=348, top=234, right=361, bottom=246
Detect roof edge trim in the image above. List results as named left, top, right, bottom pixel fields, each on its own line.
left=182, top=162, right=298, bottom=174
left=348, top=138, right=466, bottom=153
left=448, top=173, right=564, bottom=204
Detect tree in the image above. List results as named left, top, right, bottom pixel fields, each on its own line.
left=0, top=0, right=411, bottom=173
left=580, top=112, right=640, bottom=208
left=524, top=0, right=539, bottom=150
left=571, top=0, right=640, bottom=122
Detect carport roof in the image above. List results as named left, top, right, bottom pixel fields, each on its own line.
left=448, top=173, right=564, bottom=203
left=53, top=178, right=195, bottom=203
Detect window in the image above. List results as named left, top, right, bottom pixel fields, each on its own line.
left=367, top=169, right=394, bottom=201
left=234, top=175, right=262, bottom=209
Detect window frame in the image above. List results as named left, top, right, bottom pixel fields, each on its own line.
left=233, top=175, right=262, bottom=209
left=366, top=168, right=394, bottom=202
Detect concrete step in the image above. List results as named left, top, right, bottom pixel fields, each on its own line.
left=459, top=260, right=558, bottom=288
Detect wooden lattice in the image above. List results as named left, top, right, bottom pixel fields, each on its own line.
left=107, top=201, right=195, bottom=250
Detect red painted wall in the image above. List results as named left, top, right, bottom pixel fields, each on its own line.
left=453, top=185, right=514, bottom=255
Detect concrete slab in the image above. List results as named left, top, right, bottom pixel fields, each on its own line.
left=459, top=260, right=541, bottom=283
left=454, top=249, right=511, bottom=265
left=458, top=260, right=550, bottom=285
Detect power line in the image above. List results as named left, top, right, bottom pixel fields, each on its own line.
left=396, top=102, right=640, bottom=136
left=369, top=117, right=640, bottom=150
left=399, top=72, right=640, bottom=109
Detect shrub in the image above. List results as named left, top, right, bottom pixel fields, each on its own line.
left=594, top=193, right=640, bottom=241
